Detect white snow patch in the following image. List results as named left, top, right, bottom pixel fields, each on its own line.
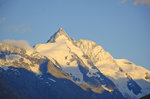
left=29, top=64, right=40, bottom=74
left=87, top=69, right=100, bottom=78
left=23, top=58, right=32, bottom=64
left=48, top=78, right=56, bottom=82
left=101, top=85, right=113, bottom=92
left=62, top=66, right=85, bottom=84
left=1, top=66, right=9, bottom=71
left=5, top=54, right=20, bottom=60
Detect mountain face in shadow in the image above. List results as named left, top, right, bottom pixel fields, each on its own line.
left=140, top=94, right=150, bottom=99
left=0, top=60, right=125, bottom=99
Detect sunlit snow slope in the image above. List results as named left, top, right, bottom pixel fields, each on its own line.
left=35, top=28, right=150, bottom=99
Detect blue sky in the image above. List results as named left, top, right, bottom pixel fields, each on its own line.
left=0, top=0, right=150, bottom=70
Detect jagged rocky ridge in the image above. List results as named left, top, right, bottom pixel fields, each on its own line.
left=0, top=28, right=150, bottom=99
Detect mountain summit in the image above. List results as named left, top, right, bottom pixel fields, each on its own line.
left=35, top=28, right=150, bottom=99
left=47, top=28, right=71, bottom=43
left=0, top=28, right=150, bottom=99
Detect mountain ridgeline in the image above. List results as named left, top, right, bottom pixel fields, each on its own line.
left=0, top=28, right=150, bottom=99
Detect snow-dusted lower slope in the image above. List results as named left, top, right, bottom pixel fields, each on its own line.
left=35, top=28, right=150, bottom=99
left=0, top=41, right=46, bottom=74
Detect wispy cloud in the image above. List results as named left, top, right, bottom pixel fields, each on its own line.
left=122, top=0, right=150, bottom=6
left=2, top=40, right=33, bottom=50
left=23, top=27, right=31, bottom=32
left=121, top=0, right=127, bottom=3
left=133, top=0, right=150, bottom=6
left=0, top=18, right=31, bottom=33
left=11, top=24, right=31, bottom=33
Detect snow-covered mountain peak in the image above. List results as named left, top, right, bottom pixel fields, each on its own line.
left=1, top=28, right=150, bottom=99
left=47, top=28, right=71, bottom=43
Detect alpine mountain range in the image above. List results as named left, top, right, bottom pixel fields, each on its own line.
left=0, top=28, right=150, bottom=99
